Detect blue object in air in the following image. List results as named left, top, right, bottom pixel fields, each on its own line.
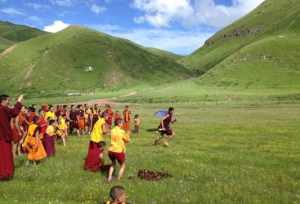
left=154, top=110, right=168, bottom=118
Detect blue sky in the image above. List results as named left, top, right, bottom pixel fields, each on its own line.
left=0, top=0, right=264, bottom=55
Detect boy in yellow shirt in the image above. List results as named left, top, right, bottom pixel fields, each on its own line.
left=108, top=119, right=130, bottom=182
left=57, top=114, right=67, bottom=146
left=44, top=105, right=56, bottom=121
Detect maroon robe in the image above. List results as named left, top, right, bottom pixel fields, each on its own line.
left=84, top=141, right=103, bottom=172
left=0, top=102, right=22, bottom=181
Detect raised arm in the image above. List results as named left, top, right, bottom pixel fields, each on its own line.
left=7, top=95, right=23, bottom=118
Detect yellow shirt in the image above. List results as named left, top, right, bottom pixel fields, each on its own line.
left=45, top=111, right=56, bottom=120
left=90, top=118, right=105, bottom=143
left=58, top=117, right=67, bottom=130
left=108, top=126, right=130, bottom=153
left=46, top=125, right=55, bottom=136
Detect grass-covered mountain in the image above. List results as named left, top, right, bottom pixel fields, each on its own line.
left=183, top=0, right=300, bottom=71
left=0, top=21, right=47, bottom=52
left=182, top=0, right=300, bottom=89
left=0, top=26, right=191, bottom=96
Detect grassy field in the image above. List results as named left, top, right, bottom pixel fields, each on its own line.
left=1, top=102, right=300, bottom=204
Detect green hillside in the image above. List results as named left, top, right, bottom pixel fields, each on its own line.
left=198, top=33, right=300, bottom=89
left=179, top=0, right=300, bottom=90
left=182, top=0, right=300, bottom=73
left=0, top=21, right=47, bottom=52
left=0, top=21, right=46, bottom=42
left=145, top=47, right=183, bottom=60
left=0, top=26, right=191, bottom=96
left=0, top=36, right=14, bottom=52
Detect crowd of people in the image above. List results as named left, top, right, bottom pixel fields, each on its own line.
left=0, top=94, right=176, bottom=203
left=0, top=94, right=143, bottom=180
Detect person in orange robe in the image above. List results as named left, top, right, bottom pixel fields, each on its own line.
left=122, top=105, right=131, bottom=132
left=22, top=116, right=47, bottom=164
left=104, top=104, right=114, bottom=131
left=77, top=105, right=85, bottom=136
left=0, top=94, right=23, bottom=181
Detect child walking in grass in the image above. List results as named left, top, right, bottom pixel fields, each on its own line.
left=133, top=114, right=141, bottom=136
left=57, top=114, right=67, bottom=146
left=43, top=119, right=56, bottom=157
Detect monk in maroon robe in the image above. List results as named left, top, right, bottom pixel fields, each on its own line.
left=0, top=94, right=23, bottom=181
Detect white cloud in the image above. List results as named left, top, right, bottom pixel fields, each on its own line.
left=132, top=0, right=193, bottom=27
left=91, top=24, right=214, bottom=55
left=132, top=0, right=265, bottom=28
left=50, top=0, right=73, bottom=7
left=192, top=0, right=265, bottom=28
left=43, top=20, right=70, bottom=33
left=0, top=7, right=25, bottom=16
left=90, top=4, right=106, bottom=15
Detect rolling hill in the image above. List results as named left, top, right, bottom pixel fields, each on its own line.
left=0, top=26, right=191, bottom=96
left=182, top=0, right=300, bottom=72
left=181, top=0, right=300, bottom=89
left=0, top=21, right=47, bottom=52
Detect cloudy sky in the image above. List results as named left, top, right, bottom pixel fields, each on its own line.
left=0, top=0, right=264, bottom=55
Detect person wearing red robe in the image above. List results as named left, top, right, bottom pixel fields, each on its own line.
left=0, top=94, right=23, bottom=181
left=37, top=109, right=48, bottom=140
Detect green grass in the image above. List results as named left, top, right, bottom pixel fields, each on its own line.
left=1, top=102, right=300, bottom=203
left=16, top=78, right=300, bottom=107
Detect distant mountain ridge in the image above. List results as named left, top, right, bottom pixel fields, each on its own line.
left=0, top=21, right=47, bottom=52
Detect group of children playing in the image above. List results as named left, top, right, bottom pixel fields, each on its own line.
left=83, top=104, right=139, bottom=183
left=3, top=94, right=177, bottom=203
left=10, top=104, right=68, bottom=164
left=10, top=103, right=141, bottom=167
